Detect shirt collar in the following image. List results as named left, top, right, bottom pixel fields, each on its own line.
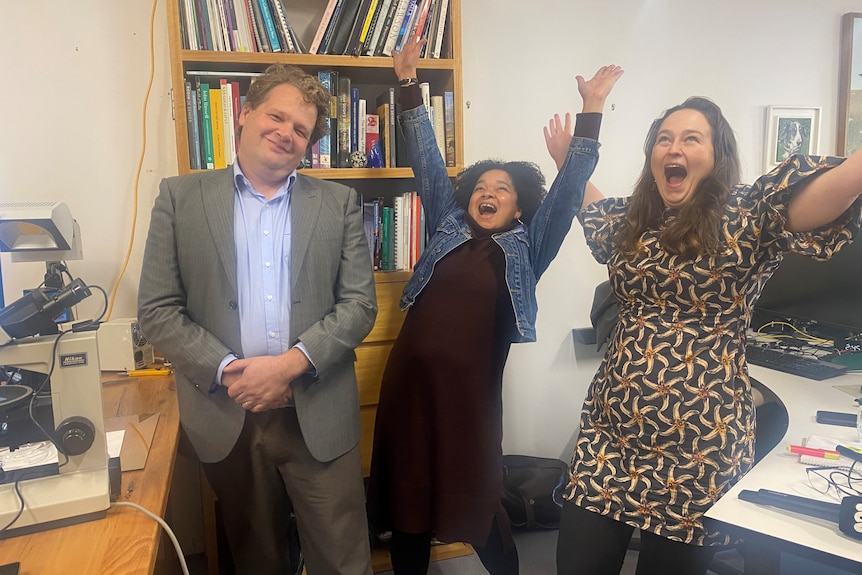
left=232, top=161, right=296, bottom=201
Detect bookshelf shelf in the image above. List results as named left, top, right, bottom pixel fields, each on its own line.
left=163, top=0, right=468, bottom=570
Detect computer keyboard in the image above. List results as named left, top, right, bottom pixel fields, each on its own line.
left=745, top=344, right=849, bottom=381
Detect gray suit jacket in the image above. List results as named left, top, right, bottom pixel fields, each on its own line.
left=138, top=168, right=377, bottom=463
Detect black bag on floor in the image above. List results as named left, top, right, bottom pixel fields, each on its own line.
left=501, top=455, right=568, bottom=530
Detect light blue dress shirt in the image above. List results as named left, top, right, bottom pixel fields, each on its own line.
left=215, top=162, right=313, bottom=387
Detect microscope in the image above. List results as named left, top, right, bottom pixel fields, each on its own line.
left=0, top=202, right=110, bottom=537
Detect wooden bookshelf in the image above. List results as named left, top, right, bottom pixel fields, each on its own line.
left=163, top=1, right=470, bottom=571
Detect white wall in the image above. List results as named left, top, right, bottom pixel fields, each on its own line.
left=460, top=0, right=862, bottom=459
left=2, top=0, right=859, bottom=460
left=1, top=0, right=175, bottom=321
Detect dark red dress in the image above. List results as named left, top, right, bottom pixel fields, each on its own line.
left=367, top=229, right=516, bottom=546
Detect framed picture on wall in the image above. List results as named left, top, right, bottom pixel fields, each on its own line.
left=838, top=12, right=862, bottom=156
left=763, top=105, right=821, bottom=171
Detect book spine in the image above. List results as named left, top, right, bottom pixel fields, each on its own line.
left=431, top=94, right=445, bottom=160
left=381, top=206, right=392, bottom=270
left=310, top=0, right=340, bottom=54
left=210, top=87, right=226, bottom=169
left=358, top=98, right=367, bottom=154
left=194, top=78, right=206, bottom=167
left=337, top=76, right=351, bottom=168
left=220, top=79, right=236, bottom=164
left=181, top=0, right=199, bottom=50
left=350, top=88, right=360, bottom=154
left=318, top=0, right=346, bottom=54
left=443, top=90, right=455, bottom=167
left=200, top=83, right=215, bottom=169
left=411, top=0, right=432, bottom=46
left=270, top=0, right=295, bottom=53
left=420, top=81, right=430, bottom=121
left=214, top=0, right=232, bottom=51
left=362, top=0, right=390, bottom=55
left=431, top=0, right=448, bottom=58
left=222, top=0, right=237, bottom=51
left=230, top=0, right=251, bottom=51
left=184, top=80, right=198, bottom=168
left=257, top=0, right=282, bottom=52
left=189, top=89, right=202, bottom=170
left=354, top=0, right=380, bottom=55
left=317, top=71, right=333, bottom=169
left=231, top=81, right=241, bottom=155
left=194, top=0, right=211, bottom=50
left=381, top=0, right=410, bottom=56
left=365, top=113, right=379, bottom=156
left=372, top=0, right=399, bottom=56
left=393, top=0, right=418, bottom=54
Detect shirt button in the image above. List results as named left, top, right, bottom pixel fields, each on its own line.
left=269, top=331, right=276, bottom=338
left=267, top=295, right=273, bottom=301
left=263, top=230, right=270, bottom=235
left=265, top=262, right=271, bottom=267
left=228, top=301, right=238, bottom=309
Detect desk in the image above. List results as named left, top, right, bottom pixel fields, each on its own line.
left=0, top=375, right=180, bottom=575
left=706, top=366, right=862, bottom=572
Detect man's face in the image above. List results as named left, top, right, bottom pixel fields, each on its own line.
left=237, top=83, right=316, bottom=175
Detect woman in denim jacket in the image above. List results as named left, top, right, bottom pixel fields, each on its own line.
left=366, top=37, right=623, bottom=575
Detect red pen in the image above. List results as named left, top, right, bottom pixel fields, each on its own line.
left=786, top=445, right=841, bottom=460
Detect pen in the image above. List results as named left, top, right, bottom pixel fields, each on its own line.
left=786, top=445, right=840, bottom=459
left=124, top=368, right=171, bottom=377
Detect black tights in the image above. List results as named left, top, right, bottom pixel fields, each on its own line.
left=390, top=513, right=519, bottom=575
left=556, top=502, right=717, bottom=575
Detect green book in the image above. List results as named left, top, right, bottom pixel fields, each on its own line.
left=199, top=82, right=215, bottom=169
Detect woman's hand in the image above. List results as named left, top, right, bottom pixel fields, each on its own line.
left=393, top=36, right=426, bottom=82
left=578, top=64, right=624, bottom=113
left=544, top=113, right=573, bottom=171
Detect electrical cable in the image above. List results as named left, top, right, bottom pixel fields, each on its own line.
left=111, top=501, right=190, bottom=575
left=105, top=0, right=159, bottom=321
left=756, top=320, right=832, bottom=344
left=0, top=478, right=26, bottom=534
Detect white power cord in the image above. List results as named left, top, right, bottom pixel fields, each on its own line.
left=111, top=501, right=190, bottom=575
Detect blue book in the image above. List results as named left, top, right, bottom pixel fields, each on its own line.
left=257, top=0, right=282, bottom=52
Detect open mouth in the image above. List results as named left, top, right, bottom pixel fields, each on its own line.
left=664, top=164, right=687, bottom=186
left=478, top=202, right=497, bottom=215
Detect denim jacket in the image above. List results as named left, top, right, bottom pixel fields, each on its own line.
left=398, top=105, right=599, bottom=343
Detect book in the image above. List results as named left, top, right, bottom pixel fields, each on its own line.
left=443, top=90, right=455, bottom=166
left=231, top=0, right=253, bottom=51
left=326, top=0, right=362, bottom=55
left=317, top=0, right=346, bottom=54
left=184, top=80, right=198, bottom=169
left=419, top=81, right=430, bottom=120
left=371, top=0, right=400, bottom=56
left=365, top=113, right=380, bottom=156
left=381, top=206, right=392, bottom=270
left=352, top=0, right=380, bottom=56
left=181, top=0, right=199, bottom=50
left=256, top=0, right=282, bottom=52
left=199, top=82, right=215, bottom=169
left=409, top=0, right=433, bottom=46
left=193, top=78, right=206, bottom=168
left=430, top=0, right=449, bottom=58
left=247, top=0, right=269, bottom=52
left=376, top=87, right=397, bottom=168
left=350, top=87, right=360, bottom=154
left=337, top=76, right=351, bottom=167
left=194, top=0, right=212, bottom=50
left=221, top=0, right=237, bottom=51
left=375, top=101, right=390, bottom=168
left=358, top=98, right=367, bottom=154
left=269, top=0, right=295, bottom=53
left=231, top=80, right=241, bottom=153
left=362, top=0, right=391, bottom=55
left=430, top=94, right=445, bottom=161
left=393, top=0, right=418, bottom=54
left=344, top=0, right=376, bottom=56
left=210, top=87, right=226, bottom=168
left=205, top=0, right=225, bottom=51
left=220, top=79, right=236, bottom=164
left=213, top=0, right=232, bottom=51
left=381, top=0, right=411, bottom=56
left=317, top=70, right=333, bottom=169
left=309, top=0, right=341, bottom=54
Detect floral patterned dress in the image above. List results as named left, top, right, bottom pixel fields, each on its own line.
left=566, top=156, right=861, bottom=545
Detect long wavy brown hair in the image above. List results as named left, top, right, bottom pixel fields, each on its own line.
left=617, top=97, right=741, bottom=259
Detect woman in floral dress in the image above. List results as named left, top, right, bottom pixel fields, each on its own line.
left=545, top=96, right=862, bottom=574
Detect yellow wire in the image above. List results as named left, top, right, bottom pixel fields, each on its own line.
left=755, top=321, right=832, bottom=344
left=106, top=0, right=159, bottom=320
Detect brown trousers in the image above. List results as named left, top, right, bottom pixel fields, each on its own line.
left=202, top=408, right=372, bottom=575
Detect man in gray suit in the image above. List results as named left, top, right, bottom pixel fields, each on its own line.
left=139, top=64, right=377, bottom=575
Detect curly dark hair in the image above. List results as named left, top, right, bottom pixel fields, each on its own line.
left=453, top=159, right=547, bottom=225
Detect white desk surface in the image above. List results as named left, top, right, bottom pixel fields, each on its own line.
left=705, top=365, right=862, bottom=563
